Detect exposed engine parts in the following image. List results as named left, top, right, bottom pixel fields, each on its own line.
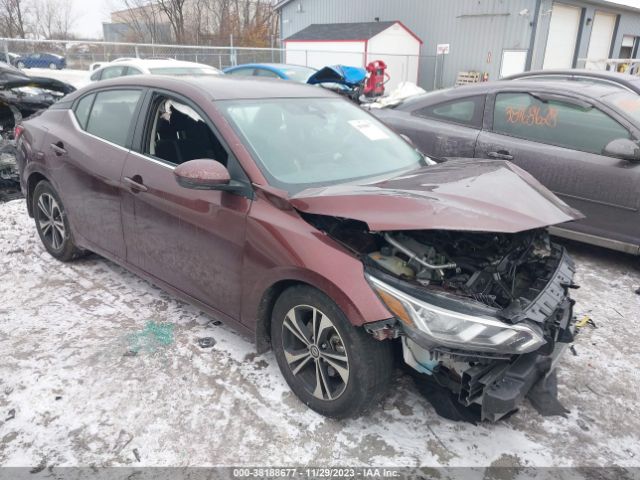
left=303, top=213, right=577, bottom=421
left=307, top=212, right=565, bottom=313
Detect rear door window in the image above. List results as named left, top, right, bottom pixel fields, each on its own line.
left=85, top=90, right=142, bottom=147
left=74, top=94, right=95, bottom=129
left=492, top=92, right=630, bottom=155
left=413, top=96, right=484, bottom=128
left=227, top=68, right=255, bottom=77
left=100, top=66, right=127, bottom=80
left=254, top=68, right=280, bottom=78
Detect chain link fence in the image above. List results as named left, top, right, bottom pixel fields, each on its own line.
left=1, top=37, right=439, bottom=90
left=1, top=37, right=284, bottom=71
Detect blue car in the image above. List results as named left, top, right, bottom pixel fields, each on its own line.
left=16, top=53, right=66, bottom=70
left=223, top=63, right=316, bottom=82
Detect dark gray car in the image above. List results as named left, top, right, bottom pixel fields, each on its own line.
left=371, top=81, right=640, bottom=254
left=503, top=69, right=640, bottom=94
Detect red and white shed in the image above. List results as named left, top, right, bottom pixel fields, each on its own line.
left=284, top=21, right=423, bottom=90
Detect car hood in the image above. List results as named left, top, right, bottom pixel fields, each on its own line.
left=289, top=159, right=584, bottom=233
left=306, top=65, right=367, bottom=87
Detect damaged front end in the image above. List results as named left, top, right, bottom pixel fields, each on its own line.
left=0, top=71, right=75, bottom=198
left=292, top=159, right=582, bottom=421
left=328, top=222, right=576, bottom=421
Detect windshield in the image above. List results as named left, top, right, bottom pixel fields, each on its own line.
left=603, top=91, right=640, bottom=123
left=149, top=67, right=220, bottom=76
left=281, top=66, right=316, bottom=82
left=218, top=98, right=425, bottom=193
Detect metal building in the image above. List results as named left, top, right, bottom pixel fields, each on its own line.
left=275, top=0, right=640, bottom=90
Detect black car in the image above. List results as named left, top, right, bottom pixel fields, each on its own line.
left=503, top=69, right=640, bottom=94
left=371, top=80, right=640, bottom=255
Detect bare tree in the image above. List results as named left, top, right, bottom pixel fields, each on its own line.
left=119, top=0, right=166, bottom=43
left=33, top=0, right=79, bottom=39
left=156, top=0, right=186, bottom=44
left=201, top=0, right=275, bottom=46
left=0, top=0, right=29, bottom=38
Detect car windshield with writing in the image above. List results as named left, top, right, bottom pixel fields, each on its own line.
left=218, top=98, right=425, bottom=193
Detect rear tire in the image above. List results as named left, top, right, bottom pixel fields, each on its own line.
left=271, top=285, right=393, bottom=418
left=32, top=180, right=84, bottom=262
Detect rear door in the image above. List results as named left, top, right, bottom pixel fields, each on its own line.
left=46, top=88, right=144, bottom=259
left=120, top=90, right=252, bottom=319
left=475, top=90, right=640, bottom=245
left=377, top=95, right=484, bottom=157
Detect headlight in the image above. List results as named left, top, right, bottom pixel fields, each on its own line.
left=366, top=274, right=545, bottom=354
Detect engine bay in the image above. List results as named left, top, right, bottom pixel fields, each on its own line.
left=306, top=214, right=565, bottom=316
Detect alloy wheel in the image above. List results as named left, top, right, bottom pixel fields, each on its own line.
left=281, top=305, right=349, bottom=401
left=36, top=193, right=65, bottom=250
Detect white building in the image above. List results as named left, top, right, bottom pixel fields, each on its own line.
left=284, top=21, right=422, bottom=91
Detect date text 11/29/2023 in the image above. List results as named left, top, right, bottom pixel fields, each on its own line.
left=232, top=468, right=404, bottom=478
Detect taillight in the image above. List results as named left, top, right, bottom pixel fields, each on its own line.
left=14, top=124, right=24, bottom=140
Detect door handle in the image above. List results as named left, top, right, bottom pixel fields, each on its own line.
left=487, top=150, right=514, bottom=161
left=123, top=176, right=148, bottom=193
left=50, top=141, right=67, bottom=156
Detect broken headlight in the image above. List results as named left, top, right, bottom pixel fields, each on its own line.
left=366, top=274, right=545, bottom=354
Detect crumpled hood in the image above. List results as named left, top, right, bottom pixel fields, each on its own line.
left=289, top=159, right=584, bottom=233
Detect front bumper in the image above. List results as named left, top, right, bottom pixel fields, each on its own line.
left=401, top=297, right=575, bottom=421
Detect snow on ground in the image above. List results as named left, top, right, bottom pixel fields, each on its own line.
left=1, top=198, right=639, bottom=468
left=25, top=68, right=91, bottom=89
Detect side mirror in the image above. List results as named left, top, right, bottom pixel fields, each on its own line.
left=174, top=159, right=233, bottom=190
left=603, top=138, right=640, bottom=162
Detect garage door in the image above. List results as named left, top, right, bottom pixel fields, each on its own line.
left=543, top=3, right=582, bottom=69
left=586, top=11, right=617, bottom=70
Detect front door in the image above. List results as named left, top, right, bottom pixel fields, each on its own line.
left=475, top=91, right=640, bottom=245
left=120, top=91, right=251, bottom=318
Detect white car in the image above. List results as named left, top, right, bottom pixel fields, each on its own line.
left=89, top=57, right=137, bottom=72
left=89, top=59, right=221, bottom=82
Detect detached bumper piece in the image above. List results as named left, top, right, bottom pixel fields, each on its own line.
left=462, top=348, right=565, bottom=422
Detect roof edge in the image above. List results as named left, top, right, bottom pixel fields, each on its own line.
left=283, top=20, right=423, bottom=44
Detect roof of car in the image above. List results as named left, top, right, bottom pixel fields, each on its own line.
left=504, top=69, right=640, bottom=83
left=96, top=58, right=219, bottom=71
left=226, top=63, right=315, bottom=71
left=417, top=79, right=625, bottom=100
left=68, top=74, right=338, bottom=101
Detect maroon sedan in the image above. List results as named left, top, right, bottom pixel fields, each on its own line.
left=16, top=75, right=582, bottom=421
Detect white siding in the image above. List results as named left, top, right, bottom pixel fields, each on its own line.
left=367, top=25, right=421, bottom=90
left=284, top=41, right=365, bottom=68
left=542, top=3, right=582, bottom=69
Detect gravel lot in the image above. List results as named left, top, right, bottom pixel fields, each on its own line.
left=1, top=198, right=639, bottom=468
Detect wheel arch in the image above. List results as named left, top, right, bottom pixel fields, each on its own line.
left=255, top=278, right=311, bottom=354
left=26, top=171, right=49, bottom=217
left=252, top=267, right=387, bottom=354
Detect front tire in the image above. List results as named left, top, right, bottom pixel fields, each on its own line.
left=32, top=181, right=83, bottom=262
left=17, top=61, right=25, bottom=69
left=271, top=285, right=393, bottom=418
left=49, top=62, right=57, bottom=69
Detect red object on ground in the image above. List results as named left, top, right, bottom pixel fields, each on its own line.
left=364, top=60, right=389, bottom=97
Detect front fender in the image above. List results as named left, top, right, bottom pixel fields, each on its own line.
left=240, top=201, right=392, bottom=337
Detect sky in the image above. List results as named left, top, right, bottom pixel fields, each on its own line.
left=71, top=0, right=122, bottom=39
